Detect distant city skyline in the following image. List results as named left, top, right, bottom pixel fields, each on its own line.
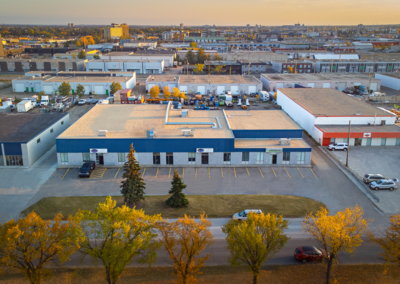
left=1, top=0, right=400, bottom=26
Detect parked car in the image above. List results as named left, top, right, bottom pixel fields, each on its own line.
left=294, top=246, right=328, bottom=263
left=78, top=161, right=96, bottom=178
left=232, top=209, right=262, bottom=221
left=370, top=179, right=398, bottom=191
left=249, top=93, right=257, bottom=97
left=363, top=174, right=388, bottom=184
left=328, top=143, right=348, bottom=151
left=78, top=99, right=86, bottom=105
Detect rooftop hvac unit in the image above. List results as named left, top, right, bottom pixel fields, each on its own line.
left=98, top=130, right=108, bottom=137
left=279, top=138, right=291, bottom=146
left=147, top=129, right=155, bottom=138
left=182, top=110, right=188, bottom=117
left=182, top=129, right=194, bottom=137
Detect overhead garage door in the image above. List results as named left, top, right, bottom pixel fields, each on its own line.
left=82, top=85, right=90, bottom=95
left=179, top=86, right=188, bottom=92
left=147, top=83, right=156, bottom=92
left=322, top=83, right=331, bottom=88
left=354, top=82, right=362, bottom=86
left=217, top=86, right=225, bottom=94
left=168, top=84, right=176, bottom=91
left=248, top=86, right=257, bottom=93
left=276, top=83, right=284, bottom=90
left=231, top=86, right=239, bottom=95
left=34, top=83, right=41, bottom=92
left=338, top=82, right=347, bottom=91
left=14, top=83, right=25, bottom=92
left=94, top=85, right=104, bottom=95
left=43, top=85, right=53, bottom=94
left=370, top=82, right=378, bottom=92
left=307, top=83, right=316, bottom=88
left=197, top=86, right=206, bottom=95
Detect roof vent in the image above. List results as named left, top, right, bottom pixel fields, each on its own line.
left=182, top=129, right=194, bottom=137
left=98, top=130, right=108, bottom=137
left=152, top=77, right=154, bottom=80
left=181, top=110, right=188, bottom=117
left=279, top=138, right=291, bottom=146
left=147, top=129, right=155, bottom=138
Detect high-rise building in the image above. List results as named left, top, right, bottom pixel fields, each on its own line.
left=104, top=23, right=130, bottom=39
left=180, top=23, right=184, bottom=29
left=68, top=23, right=74, bottom=27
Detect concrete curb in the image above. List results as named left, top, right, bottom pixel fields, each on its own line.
left=318, top=146, right=384, bottom=211
left=56, top=164, right=313, bottom=169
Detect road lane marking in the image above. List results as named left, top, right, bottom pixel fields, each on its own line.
left=155, top=168, right=159, bottom=178
left=258, top=167, right=264, bottom=178
left=169, top=167, right=171, bottom=178
left=61, top=168, right=69, bottom=179
left=208, top=167, right=210, bottom=179
left=114, top=168, right=120, bottom=179
left=142, top=168, right=146, bottom=178
left=297, top=167, right=304, bottom=178
left=195, top=168, right=197, bottom=178
left=284, top=167, right=291, bottom=178
left=221, top=167, right=223, bottom=178
left=246, top=167, right=250, bottom=176
left=272, top=168, right=277, bottom=178
left=234, top=167, right=237, bottom=178
left=310, top=168, right=318, bottom=179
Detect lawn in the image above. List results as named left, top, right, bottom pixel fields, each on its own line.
left=0, top=264, right=399, bottom=284
left=22, top=195, right=326, bottom=219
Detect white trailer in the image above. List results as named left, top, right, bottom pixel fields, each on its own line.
left=258, top=91, right=270, bottom=101
left=17, top=100, right=33, bottom=112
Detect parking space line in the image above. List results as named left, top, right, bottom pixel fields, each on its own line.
left=221, top=167, right=223, bottom=178
left=208, top=167, right=210, bottom=179
left=246, top=167, right=250, bottom=176
left=142, top=168, right=146, bottom=178
left=234, top=167, right=237, bottom=178
left=114, top=168, right=120, bottom=179
left=61, top=168, right=69, bottom=179
left=182, top=168, right=184, bottom=178
left=155, top=168, right=159, bottom=178
left=310, top=168, right=318, bottom=179
left=297, top=167, right=304, bottom=178
left=75, top=173, right=79, bottom=179
left=195, top=168, right=197, bottom=178
left=272, top=168, right=277, bottom=178
left=169, top=167, right=171, bottom=178
left=284, top=167, right=291, bottom=178
left=100, top=168, right=107, bottom=179
left=258, top=167, right=264, bottom=178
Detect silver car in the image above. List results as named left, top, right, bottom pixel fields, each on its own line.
left=370, top=179, right=398, bottom=191
left=232, top=209, right=262, bottom=221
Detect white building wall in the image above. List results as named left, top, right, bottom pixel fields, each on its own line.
left=371, top=138, right=381, bottom=146
left=386, top=138, right=396, bottom=146
left=313, top=127, right=324, bottom=145
left=314, top=116, right=396, bottom=126
left=375, top=74, right=400, bottom=90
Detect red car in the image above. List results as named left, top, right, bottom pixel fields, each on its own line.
left=294, top=246, right=327, bottom=263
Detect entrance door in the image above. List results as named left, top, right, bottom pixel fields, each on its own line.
left=201, top=153, right=209, bottom=165
left=272, top=155, right=277, bottom=164
left=96, top=154, right=104, bottom=165
left=355, top=138, right=362, bottom=146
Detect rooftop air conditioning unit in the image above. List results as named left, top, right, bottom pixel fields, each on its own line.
left=147, top=129, right=155, bottom=138
left=279, top=138, right=291, bottom=146
left=181, top=110, right=188, bottom=117
left=182, top=129, right=193, bottom=137
left=98, top=130, right=108, bottom=137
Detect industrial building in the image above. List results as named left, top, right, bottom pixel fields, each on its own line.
left=306, top=59, right=400, bottom=73
left=55, top=104, right=311, bottom=167
left=375, top=73, right=400, bottom=90
left=261, top=73, right=381, bottom=92
left=99, top=51, right=175, bottom=67
left=145, top=75, right=262, bottom=95
left=277, top=88, right=399, bottom=147
left=0, top=59, right=86, bottom=73
left=122, top=42, right=158, bottom=49
left=25, top=71, right=135, bottom=78
left=104, top=23, right=129, bottom=39
left=271, top=60, right=313, bottom=73
left=86, top=59, right=164, bottom=74
left=0, top=112, right=69, bottom=167
left=220, top=52, right=287, bottom=62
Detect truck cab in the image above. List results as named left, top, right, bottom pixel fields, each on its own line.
left=40, top=96, right=50, bottom=107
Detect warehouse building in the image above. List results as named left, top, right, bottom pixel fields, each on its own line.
left=25, top=71, right=135, bottom=78
left=306, top=59, right=400, bottom=73
left=277, top=88, right=399, bottom=146
left=86, top=59, right=164, bottom=74
left=12, top=76, right=51, bottom=93
left=100, top=51, right=175, bottom=67
left=220, top=52, right=287, bottom=62
left=145, top=75, right=262, bottom=95
left=55, top=104, right=311, bottom=167
left=271, top=60, right=313, bottom=73
left=375, top=73, right=400, bottom=90
left=0, top=112, right=69, bottom=167
left=0, top=59, right=86, bottom=73
left=261, top=73, right=381, bottom=92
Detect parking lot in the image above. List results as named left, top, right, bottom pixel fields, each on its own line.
left=330, top=146, right=400, bottom=213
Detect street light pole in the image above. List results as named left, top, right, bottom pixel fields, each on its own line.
left=346, top=120, right=351, bottom=168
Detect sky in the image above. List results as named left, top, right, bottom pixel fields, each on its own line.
left=1, top=0, right=400, bottom=26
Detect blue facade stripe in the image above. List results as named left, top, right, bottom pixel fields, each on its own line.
left=56, top=138, right=311, bottom=153
left=232, top=130, right=303, bottom=139
left=2, top=143, right=22, bottom=155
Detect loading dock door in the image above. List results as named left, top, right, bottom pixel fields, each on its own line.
left=231, top=86, right=239, bottom=94
left=370, top=82, right=378, bottom=92
left=147, top=83, right=155, bottom=92
left=322, top=83, right=331, bottom=88
left=197, top=86, right=206, bottom=95
left=276, top=83, right=284, bottom=90
left=34, top=83, right=41, bottom=92
left=338, top=82, right=347, bottom=91
left=82, top=85, right=90, bottom=95
left=43, top=85, right=53, bottom=94
left=179, top=86, right=188, bottom=92
left=168, top=84, right=176, bottom=92
left=307, top=83, right=316, bottom=88
left=354, top=82, right=362, bottom=86
left=217, top=86, right=225, bottom=94
left=14, top=83, right=25, bottom=92
left=248, top=85, right=257, bottom=93
left=94, top=85, right=104, bottom=95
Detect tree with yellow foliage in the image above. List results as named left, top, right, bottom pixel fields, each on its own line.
left=163, top=86, right=171, bottom=99
left=157, top=213, right=214, bottom=284
left=172, top=87, right=180, bottom=101
left=190, top=42, right=198, bottom=48
left=179, top=91, right=187, bottom=100
left=222, top=212, right=289, bottom=284
left=370, top=214, right=400, bottom=269
left=0, top=212, right=83, bottom=284
left=75, top=40, right=81, bottom=47
left=149, top=85, right=160, bottom=99
left=303, top=205, right=370, bottom=284
left=193, top=64, right=204, bottom=74
left=76, top=196, right=161, bottom=284
left=81, top=37, right=88, bottom=48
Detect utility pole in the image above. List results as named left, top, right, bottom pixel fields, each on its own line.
left=229, top=65, right=231, bottom=75
left=187, top=60, right=188, bottom=75
left=209, top=60, right=210, bottom=75
left=346, top=120, right=351, bottom=168
left=248, top=60, right=251, bottom=75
